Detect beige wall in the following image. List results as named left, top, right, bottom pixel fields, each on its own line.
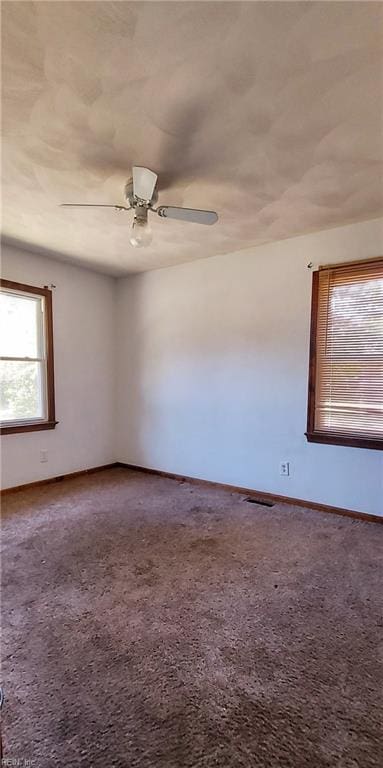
left=2, top=219, right=382, bottom=515
left=1, top=245, right=117, bottom=488
left=116, top=218, right=383, bottom=516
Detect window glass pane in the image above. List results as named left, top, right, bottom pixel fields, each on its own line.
left=0, top=361, right=45, bottom=421
left=0, top=292, right=42, bottom=358
left=327, top=277, right=383, bottom=358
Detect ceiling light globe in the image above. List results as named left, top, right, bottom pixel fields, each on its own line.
left=129, top=217, right=152, bottom=248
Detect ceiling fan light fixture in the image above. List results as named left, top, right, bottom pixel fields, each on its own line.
left=129, top=210, right=152, bottom=248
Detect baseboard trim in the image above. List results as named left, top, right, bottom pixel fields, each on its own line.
left=0, top=463, right=119, bottom=496
left=2, top=461, right=381, bottom=524
left=116, top=462, right=383, bottom=525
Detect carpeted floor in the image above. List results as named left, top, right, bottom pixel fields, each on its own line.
left=1, top=467, right=382, bottom=767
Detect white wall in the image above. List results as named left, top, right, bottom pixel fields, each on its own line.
left=1, top=245, right=117, bottom=488
left=2, top=221, right=382, bottom=514
left=116, top=218, right=383, bottom=517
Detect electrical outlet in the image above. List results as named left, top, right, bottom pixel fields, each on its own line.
left=280, top=461, right=290, bottom=476
left=40, top=449, right=48, bottom=463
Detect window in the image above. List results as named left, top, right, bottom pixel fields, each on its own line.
left=0, top=280, right=56, bottom=434
left=306, top=259, right=383, bottom=450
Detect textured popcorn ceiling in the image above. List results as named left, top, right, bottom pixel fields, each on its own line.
left=2, top=1, right=383, bottom=275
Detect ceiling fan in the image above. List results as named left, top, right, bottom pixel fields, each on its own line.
left=60, top=167, right=218, bottom=248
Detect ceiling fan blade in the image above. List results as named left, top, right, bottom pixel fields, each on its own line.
left=132, top=167, right=158, bottom=202
left=60, top=204, right=130, bottom=210
left=157, top=206, right=218, bottom=225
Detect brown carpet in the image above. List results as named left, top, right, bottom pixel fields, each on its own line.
left=1, top=467, right=382, bottom=767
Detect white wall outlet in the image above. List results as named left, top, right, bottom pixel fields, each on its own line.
left=40, top=449, right=48, bottom=463
left=280, top=461, right=290, bottom=476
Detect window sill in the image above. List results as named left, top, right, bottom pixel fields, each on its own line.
left=305, top=431, right=383, bottom=451
left=0, top=421, right=58, bottom=436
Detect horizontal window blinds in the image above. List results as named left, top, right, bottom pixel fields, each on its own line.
left=314, top=259, right=383, bottom=440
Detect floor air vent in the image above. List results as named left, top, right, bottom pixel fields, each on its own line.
left=244, top=497, right=274, bottom=508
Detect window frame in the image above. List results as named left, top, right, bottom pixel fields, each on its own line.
left=0, top=279, right=57, bottom=435
left=306, top=263, right=383, bottom=451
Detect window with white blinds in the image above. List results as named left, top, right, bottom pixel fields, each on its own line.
left=306, top=259, right=383, bottom=449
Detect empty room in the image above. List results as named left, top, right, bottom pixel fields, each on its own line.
left=1, top=1, right=382, bottom=766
